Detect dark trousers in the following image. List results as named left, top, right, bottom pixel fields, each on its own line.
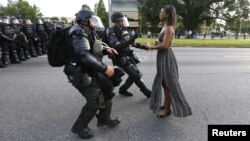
left=117, top=57, right=150, bottom=95
left=70, top=74, right=114, bottom=133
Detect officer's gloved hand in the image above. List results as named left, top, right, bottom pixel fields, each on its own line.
left=133, top=42, right=149, bottom=51
left=129, top=33, right=139, bottom=44
left=109, top=68, right=125, bottom=86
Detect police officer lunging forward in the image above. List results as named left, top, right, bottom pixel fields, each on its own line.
left=104, top=12, right=151, bottom=98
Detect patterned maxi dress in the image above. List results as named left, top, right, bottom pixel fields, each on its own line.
left=150, top=29, right=192, bottom=117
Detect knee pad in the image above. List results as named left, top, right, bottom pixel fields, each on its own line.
left=124, top=64, right=142, bottom=81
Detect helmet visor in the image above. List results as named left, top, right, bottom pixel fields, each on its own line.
left=122, top=16, right=129, bottom=27
left=37, top=19, right=43, bottom=24
left=44, top=18, right=51, bottom=23
left=12, top=19, right=20, bottom=24
left=25, top=19, right=32, bottom=25
left=89, top=15, right=104, bottom=29
left=3, top=18, right=10, bottom=24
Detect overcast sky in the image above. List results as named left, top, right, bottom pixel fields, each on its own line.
left=1, top=0, right=109, bottom=17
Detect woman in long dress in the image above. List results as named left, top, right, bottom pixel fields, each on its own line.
left=144, top=5, right=192, bottom=118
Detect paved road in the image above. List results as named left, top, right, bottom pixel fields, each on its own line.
left=1, top=48, right=250, bottom=141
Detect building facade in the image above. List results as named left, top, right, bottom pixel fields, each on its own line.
left=109, top=0, right=139, bottom=29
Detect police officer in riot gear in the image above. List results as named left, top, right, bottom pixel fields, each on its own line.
left=22, top=19, right=38, bottom=57
left=43, top=17, right=55, bottom=38
left=0, top=30, right=14, bottom=67
left=0, top=17, right=4, bottom=68
left=10, top=17, right=26, bottom=61
left=0, top=17, right=14, bottom=67
left=1, top=17, right=21, bottom=64
left=35, top=18, right=48, bottom=54
left=105, top=12, right=151, bottom=98
left=64, top=10, right=120, bottom=139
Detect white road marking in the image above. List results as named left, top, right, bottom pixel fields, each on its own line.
left=224, top=56, right=250, bottom=58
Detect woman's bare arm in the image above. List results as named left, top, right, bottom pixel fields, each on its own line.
left=150, top=26, right=173, bottom=50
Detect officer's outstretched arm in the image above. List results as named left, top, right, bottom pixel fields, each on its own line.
left=72, top=33, right=107, bottom=73
left=109, top=33, right=138, bottom=50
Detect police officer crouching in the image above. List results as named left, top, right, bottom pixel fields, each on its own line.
left=104, top=12, right=151, bottom=98
left=64, top=10, right=121, bottom=139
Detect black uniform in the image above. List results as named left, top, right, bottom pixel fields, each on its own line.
left=106, top=25, right=151, bottom=98
left=12, top=23, right=26, bottom=61
left=43, top=21, right=54, bottom=38
left=22, top=21, right=37, bottom=57
left=35, top=19, right=48, bottom=54
left=64, top=24, right=120, bottom=138
left=0, top=31, right=13, bottom=67
left=1, top=22, right=20, bottom=64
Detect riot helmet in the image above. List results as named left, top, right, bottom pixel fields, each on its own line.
left=36, top=18, right=43, bottom=24
left=111, top=12, right=124, bottom=23
left=10, top=18, right=20, bottom=25
left=75, top=10, right=95, bottom=23
left=75, top=10, right=104, bottom=30
left=24, top=19, right=32, bottom=25
left=111, top=12, right=130, bottom=27
left=44, top=17, right=52, bottom=23
left=3, top=17, right=10, bottom=25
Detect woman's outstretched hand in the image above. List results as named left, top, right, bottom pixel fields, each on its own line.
left=143, top=43, right=154, bottom=50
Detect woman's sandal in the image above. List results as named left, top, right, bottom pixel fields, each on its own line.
left=157, top=111, right=171, bottom=118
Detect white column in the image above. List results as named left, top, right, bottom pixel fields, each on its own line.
left=108, top=0, right=112, bottom=27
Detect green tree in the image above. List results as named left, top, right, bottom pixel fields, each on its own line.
left=61, top=17, right=68, bottom=23
left=214, top=0, right=250, bottom=39
left=81, top=4, right=91, bottom=10
left=51, top=16, right=59, bottom=22
left=1, top=0, right=42, bottom=21
left=139, top=0, right=250, bottom=32
left=138, top=0, right=167, bottom=33
left=0, top=3, right=5, bottom=16
left=94, top=0, right=108, bottom=27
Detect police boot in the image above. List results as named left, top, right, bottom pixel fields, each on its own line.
left=24, top=49, right=31, bottom=59
left=97, top=117, right=120, bottom=128
left=119, top=77, right=134, bottom=97
left=0, top=56, right=5, bottom=68
left=78, top=126, right=94, bottom=139
left=36, top=46, right=42, bottom=56
left=2, top=53, right=10, bottom=66
left=0, top=60, right=5, bottom=68
left=41, top=46, right=47, bottom=54
left=71, top=107, right=97, bottom=135
left=2, top=46, right=10, bottom=65
left=29, top=45, right=38, bottom=57
left=135, top=79, right=151, bottom=98
left=0, top=50, right=5, bottom=68
left=10, top=50, right=21, bottom=64
left=96, top=100, right=120, bottom=128
left=34, top=44, right=42, bottom=56
left=23, top=45, right=31, bottom=59
left=41, top=42, right=47, bottom=54
left=17, top=48, right=26, bottom=61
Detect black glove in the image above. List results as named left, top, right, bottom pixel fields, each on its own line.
left=128, top=33, right=139, bottom=44
left=133, top=42, right=149, bottom=51
left=109, top=68, right=125, bottom=86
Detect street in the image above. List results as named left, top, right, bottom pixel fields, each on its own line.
left=1, top=48, right=250, bottom=141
